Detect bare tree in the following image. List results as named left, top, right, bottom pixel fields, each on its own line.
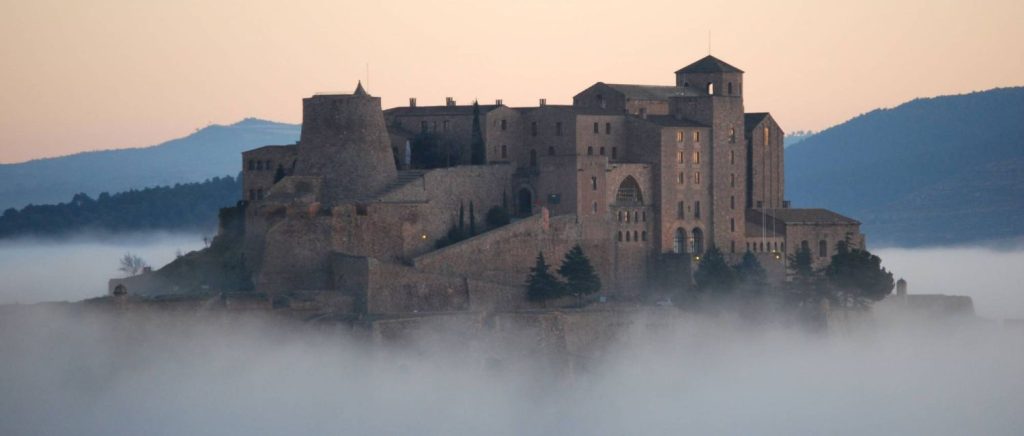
left=118, top=253, right=149, bottom=277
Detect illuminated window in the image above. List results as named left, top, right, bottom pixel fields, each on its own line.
left=763, top=126, right=770, bottom=144
left=676, top=131, right=684, bottom=142
left=678, top=151, right=684, bottom=163
left=693, top=131, right=701, bottom=142
left=729, top=127, right=736, bottom=143
left=707, top=82, right=714, bottom=95
left=591, top=177, right=597, bottom=191
left=693, top=172, right=701, bottom=185
left=692, top=151, right=700, bottom=164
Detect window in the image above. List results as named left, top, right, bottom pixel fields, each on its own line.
left=730, top=150, right=735, bottom=165
left=673, top=228, right=687, bottom=254
left=730, top=173, right=736, bottom=187
left=819, top=240, right=828, bottom=258
left=728, top=82, right=733, bottom=95
left=694, top=172, right=701, bottom=185
left=593, top=122, right=599, bottom=133
left=707, top=82, right=714, bottom=95
left=633, top=211, right=638, bottom=222
left=694, top=201, right=701, bottom=219
left=605, top=122, right=611, bottom=134
left=678, top=151, right=685, bottom=163
left=256, top=160, right=263, bottom=170
left=676, top=131, right=684, bottom=142
left=599, top=147, right=606, bottom=156
left=692, top=151, right=700, bottom=164
left=618, top=231, right=623, bottom=241
left=693, top=131, right=701, bottom=142
left=443, top=120, right=449, bottom=132
left=555, top=122, right=563, bottom=136
left=530, top=149, right=537, bottom=166
left=618, top=211, right=623, bottom=222
left=763, top=126, right=770, bottom=144
left=642, top=211, right=646, bottom=221
left=626, top=231, right=631, bottom=242
left=501, top=145, right=508, bottom=159
left=729, top=127, right=736, bottom=143
left=247, top=160, right=255, bottom=171
left=730, top=218, right=735, bottom=232
left=611, top=147, right=618, bottom=159
left=615, top=177, right=643, bottom=205
left=597, top=94, right=605, bottom=108
left=356, top=204, right=368, bottom=216
left=730, top=240, right=735, bottom=253
left=548, top=146, right=555, bottom=156
left=633, top=230, right=638, bottom=242
left=501, top=119, right=507, bottom=131
left=678, top=172, right=685, bottom=184
left=531, top=122, right=537, bottom=136
left=642, top=231, right=647, bottom=241
left=624, top=211, right=630, bottom=222
left=692, top=228, right=704, bottom=253
left=730, top=195, right=735, bottom=209
left=587, top=146, right=594, bottom=155
left=591, top=177, right=597, bottom=190
left=592, top=201, right=598, bottom=213
left=801, top=240, right=810, bottom=252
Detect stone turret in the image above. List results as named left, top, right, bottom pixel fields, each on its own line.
left=294, top=81, right=398, bottom=202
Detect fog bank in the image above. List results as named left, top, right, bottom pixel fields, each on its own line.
left=0, top=233, right=202, bottom=304
left=0, top=307, right=1020, bottom=436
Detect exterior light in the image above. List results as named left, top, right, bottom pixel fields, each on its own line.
left=421, top=234, right=428, bottom=240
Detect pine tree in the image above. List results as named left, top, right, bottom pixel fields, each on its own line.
left=526, top=252, right=563, bottom=302
left=825, top=240, right=895, bottom=308
left=557, top=244, right=602, bottom=307
left=734, top=250, right=768, bottom=295
left=470, top=101, right=486, bottom=165
left=693, top=246, right=737, bottom=294
left=787, top=245, right=825, bottom=304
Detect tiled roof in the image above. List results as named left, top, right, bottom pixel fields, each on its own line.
left=602, top=83, right=699, bottom=100
left=675, top=55, right=744, bottom=74
left=643, top=115, right=709, bottom=128
left=384, top=104, right=501, bottom=117
left=760, top=208, right=860, bottom=225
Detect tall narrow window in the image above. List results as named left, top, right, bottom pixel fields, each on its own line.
left=599, top=147, right=605, bottom=156
left=727, top=82, right=733, bottom=95
left=678, top=172, right=685, bottom=184
left=693, top=151, right=700, bottom=164
left=730, top=195, right=735, bottom=209
left=605, top=122, right=612, bottom=134
left=531, top=121, right=537, bottom=136
left=677, top=151, right=684, bottom=163
left=587, top=146, right=594, bottom=155
left=730, top=218, right=735, bottom=232
left=819, top=240, right=828, bottom=258
left=694, top=172, right=701, bottom=185
left=501, top=119, right=507, bottom=131
left=730, top=240, right=736, bottom=253
left=256, top=160, right=263, bottom=170
left=763, top=126, right=770, bottom=144
left=693, top=131, right=701, bottom=142
left=591, top=176, right=597, bottom=191
left=611, top=147, right=618, bottom=159
left=592, top=202, right=598, bottom=213
left=676, top=131, right=684, bottom=142
left=593, top=122, right=599, bottom=133
left=729, top=127, right=736, bottom=143
left=555, top=122, right=562, bottom=136
left=707, top=82, right=714, bottom=95
left=677, top=201, right=685, bottom=218
left=730, top=173, right=736, bottom=187
left=694, top=201, right=701, bottom=219
left=730, top=150, right=735, bottom=165
left=501, top=145, right=508, bottom=158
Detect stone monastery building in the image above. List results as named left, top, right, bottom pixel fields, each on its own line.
left=241, top=55, right=863, bottom=313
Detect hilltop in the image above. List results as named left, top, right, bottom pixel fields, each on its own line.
left=0, top=118, right=299, bottom=211
left=786, top=87, right=1024, bottom=246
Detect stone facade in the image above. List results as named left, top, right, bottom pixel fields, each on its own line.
left=238, top=55, right=865, bottom=314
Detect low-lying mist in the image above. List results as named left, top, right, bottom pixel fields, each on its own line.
left=0, top=232, right=203, bottom=304
left=0, top=306, right=1020, bottom=436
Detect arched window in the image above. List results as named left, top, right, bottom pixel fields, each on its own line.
left=674, top=228, right=687, bottom=254
left=632, top=210, right=638, bottom=222
left=707, top=82, right=714, bottom=95
left=633, top=230, right=638, bottom=242
left=615, top=177, right=643, bottom=205
left=819, top=240, right=828, bottom=258
left=764, top=126, right=770, bottom=145
left=626, top=231, right=631, bottom=242
left=692, top=228, right=705, bottom=254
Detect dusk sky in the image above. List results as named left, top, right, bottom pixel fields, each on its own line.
left=1, top=0, right=1021, bottom=164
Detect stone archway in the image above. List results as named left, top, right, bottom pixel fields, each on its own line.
left=517, top=187, right=533, bottom=217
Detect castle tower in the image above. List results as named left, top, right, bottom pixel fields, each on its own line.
left=670, top=56, right=747, bottom=257
left=294, top=82, right=398, bottom=202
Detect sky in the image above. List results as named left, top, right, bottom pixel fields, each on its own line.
left=1, top=0, right=1022, bottom=164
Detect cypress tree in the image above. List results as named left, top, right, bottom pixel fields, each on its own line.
left=557, top=244, right=602, bottom=307
left=693, top=246, right=737, bottom=295
left=526, top=252, right=563, bottom=302
left=470, top=101, right=486, bottom=165
left=469, top=201, right=476, bottom=236
left=458, top=201, right=465, bottom=235
left=734, top=250, right=768, bottom=295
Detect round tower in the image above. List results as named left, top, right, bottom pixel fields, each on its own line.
left=294, top=82, right=398, bottom=202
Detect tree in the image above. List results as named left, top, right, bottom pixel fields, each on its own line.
left=458, top=202, right=465, bottom=235
left=485, top=205, right=510, bottom=228
left=734, top=250, right=768, bottom=295
left=693, top=246, right=737, bottom=294
left=526, top=252, right=563, bottom=302
left=118, top=253, right=149, bottom=277
left=787, top=245, right=826, bottom=304
left=470, top=101, right=486, bottom=165
left=825, top=241, right=895, bottom=308
left=557, top=244, right=602, bottom=307
left=273, top=164, right=286, bottom=184
left=410, top=132, right=461, bottom=169
left=469, top=201, right=477, bottom=236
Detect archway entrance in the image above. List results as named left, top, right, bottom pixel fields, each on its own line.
left=517, top=188, right=533, bottom=217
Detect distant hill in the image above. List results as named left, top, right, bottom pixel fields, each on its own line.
left=784, top=131, right=815, bottom=147
left=0, top=118, right=299, bottom=210
left=0, top=175, right=240, bottom=238
left=786, top=87, right=1024, bottom=247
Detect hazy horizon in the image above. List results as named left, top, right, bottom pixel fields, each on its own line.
left=2, top=0, right=1022, bottom=163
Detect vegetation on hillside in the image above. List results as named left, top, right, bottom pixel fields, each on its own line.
left=0, top=175, right=241, bottom=238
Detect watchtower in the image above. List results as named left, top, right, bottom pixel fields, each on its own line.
left=295, top=82, right=398, bottom=202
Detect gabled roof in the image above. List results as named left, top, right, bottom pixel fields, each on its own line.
left=744, top=113, right=771, bottom=134
left=644, top=115, right=708, bottom=128
left=384, top=104, right=501, bottom=117
left=602, top=83, right=699, bottom=100
left=759, top=208, right=860, bottom=225
left=675, top=55, right=744, bottom=74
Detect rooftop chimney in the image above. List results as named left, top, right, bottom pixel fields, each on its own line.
left=446, top=97, right=456, bottom=107
left=495, top=99, right=503, bottom=106
left=409, top=98, right=417, bottom=107
left=539, top=98, right=547, bottom=107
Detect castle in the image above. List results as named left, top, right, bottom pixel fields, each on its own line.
left=238, top=55, right=864, bottom=313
